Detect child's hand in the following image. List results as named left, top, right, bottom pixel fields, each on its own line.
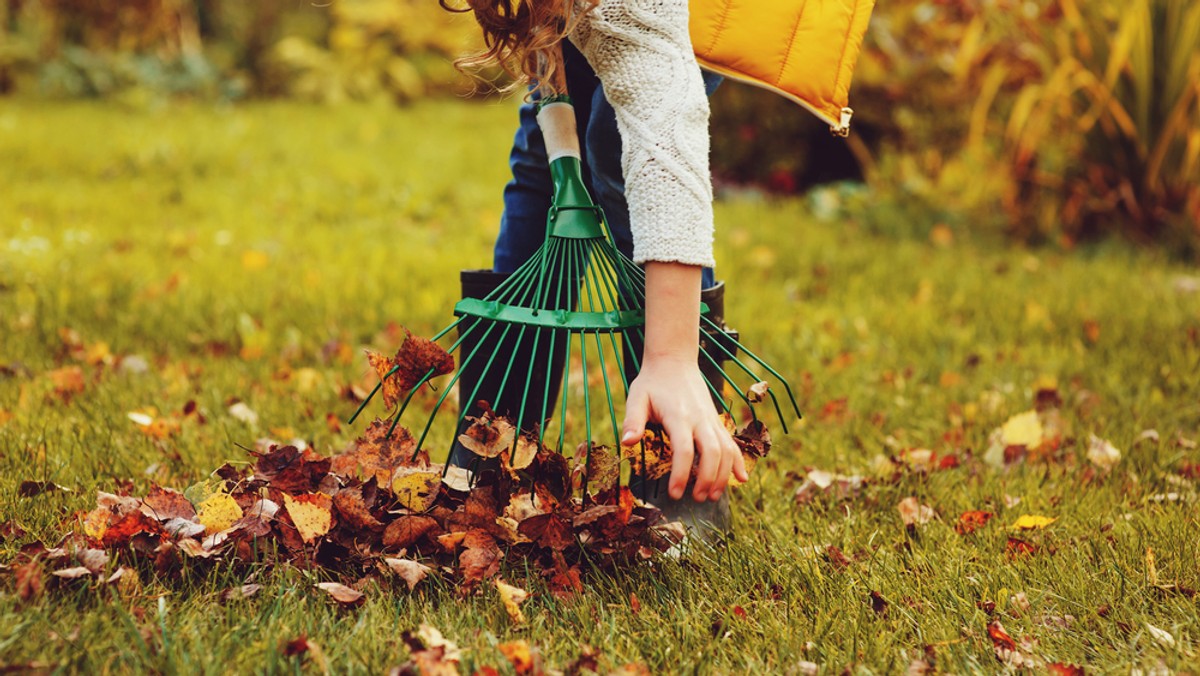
left=621, top=355, right=749, bottom=502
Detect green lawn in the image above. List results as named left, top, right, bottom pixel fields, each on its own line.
left=1, top=99, right=1198, bottom=673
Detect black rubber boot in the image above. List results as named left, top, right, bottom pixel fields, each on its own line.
left=448, top=269, right=568, bottom=471
left=626, top=281, right=738, bottom=537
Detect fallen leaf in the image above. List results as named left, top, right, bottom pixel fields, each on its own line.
left=1086, top=435, right=1121, bottom=471
left=496, top=578, right=530, bottom=624
left=868, top=591, right=888, bottom=617
left=48, top=366, right=85, bottom=399
left=1006, top=538, right=1039, bottom=557
left=384, top=515, right=440, bottom=550
left=457, top=409, right=517, bottom=459
left=15, top=560, right=44, bottom=602
left=283, top=493, right=333, bottom=544
left=227, top=401, right=259, bottom=426
left=391, top=468, right=442, bottom=513
left=52, top=566, right=94, bottom=580
left=1046, top=664, right=1085, bottom=676
left=1011, top=514, right=1056, bottom=530
left=368, top=331, right=455, bottom=408
left=197, top=491, right=243, bottom=534
left=399, top=625, right=461, bottom=675
left=141, top=486, right=197, bottom=521
left=315, top=582, right=364, bottom=608
left=330, top=418, right=425, bottom=485
left=497, top=640, right=536, bottom=675
left=385, top=557, right=433, bottom=591
left=955, top=510, right=994, bottom=535
left=18, top=481, right=68, bottom=497
left=746, top=381, right=770, bottom=403
left=1145, top=623, right=1175, bottom=648
left=897, top=497, right=935, bottom=527
left=220, top=584, right=262, bottom=602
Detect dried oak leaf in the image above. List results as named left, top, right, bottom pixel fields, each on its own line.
left=518, top=513, right=574, bottom=552
left=368, top=330, right=455, bottom=409
left=399, top=625, right=461, bottom=676
left=383, top=516, right=441, bottom=551
left=572, top=442, right=621, bottom=493
left=459, top=529, right=502, bottom=583
left=955, top=510, right=994, bottom=535
left=15, top=559, right=44, bottom=602
left=97, top=510, right=163, bottom=548
left=897, top=497, right=935, bottom=528
left=457, top=408, right=517, bottom=460
left=141, top=486, right=197, bottom=521
left=384, top=557, right=433, bottom=591
left=331, top=418, right=426, bottom=484
left=332, top=485, right=384, bottom=532
left=252, top=445, right=331, bottom=494
left=283, top=493, right=334, bottom=544
left=315, top=582, right=364, bottom=608
left=746, top=381, right=770, bottom=403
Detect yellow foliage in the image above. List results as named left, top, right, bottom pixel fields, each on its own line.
left=1010, top=514, right=1056, bottom=530
left=283, top=493, right=333, bottom=544
left=391, top=469, right=442, bottom=513
left=1000, top=410, right=1043, bottom=448
left=495, top=579, right=529, bottom=624
left=197, top=492, right=242, bottom=534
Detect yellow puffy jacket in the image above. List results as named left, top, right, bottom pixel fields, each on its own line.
left=690, top=0, right=875, bottom=135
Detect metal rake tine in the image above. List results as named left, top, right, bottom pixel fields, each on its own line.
left=700, top=315, right=803, bottom=421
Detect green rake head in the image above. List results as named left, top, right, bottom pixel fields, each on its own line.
left=350, top=154, right=801, bottom=475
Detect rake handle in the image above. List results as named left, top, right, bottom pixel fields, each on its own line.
left=537, top=100, right=581, bottom=163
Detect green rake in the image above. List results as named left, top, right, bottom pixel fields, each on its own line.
left=349, top=91, right=801, bottom=480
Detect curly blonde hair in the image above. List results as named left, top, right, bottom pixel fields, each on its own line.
left=440, top=0, right=597, bottom=96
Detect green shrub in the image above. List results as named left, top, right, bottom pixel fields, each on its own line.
left=1004, top=0, right=1200, bottom=252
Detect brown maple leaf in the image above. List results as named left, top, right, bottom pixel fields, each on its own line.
left=367, top=330, right=454, bottom=409
left=330, top=418, right=426, bottom=485
left=383, top=516, right=441, bottom=551
left=141, top=486, right=197, bottom=521
left=459, top=529, right=502, bottom=583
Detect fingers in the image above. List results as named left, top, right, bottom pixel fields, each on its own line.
left=709, top=429, right=735, bottom=501
left=664, top=420, right=694, bottom=501
left=692, top=425, right=721, bottom=502
left=621, top=386, right=650, bottom=447
left=732, top=445, right=749, bottom=483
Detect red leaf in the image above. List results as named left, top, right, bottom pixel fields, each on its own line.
left=955, top=510, right=995, bottom=535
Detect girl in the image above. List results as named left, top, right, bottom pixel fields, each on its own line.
left=447, top=0, right=744, bottom=526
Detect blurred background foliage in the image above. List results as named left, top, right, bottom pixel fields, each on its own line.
left=1, top=0, right=1197, bottom=256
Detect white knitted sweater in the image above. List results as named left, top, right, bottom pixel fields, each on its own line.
left=569, top=0, right=715, bottom=268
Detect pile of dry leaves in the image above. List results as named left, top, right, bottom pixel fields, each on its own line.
left=13, top=337, right=772, bottom=598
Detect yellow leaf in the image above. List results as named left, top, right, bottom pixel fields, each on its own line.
left=197, top=492, right=243, bottom=534
left=495, top=579, right=529, bottom=624
left=81, top=507, right=109, bottom=540
left=1000, top=410, right=1043, bottom=448
left=283, top=493, right=333, bottom=544
left=498, top=640, right=534, bottom=674
left=391, top=468, right=441, bottom=513
left=1011, top=514, right=1056, bottom=530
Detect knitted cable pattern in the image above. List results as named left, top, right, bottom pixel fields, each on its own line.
left=569, top=0, right=716, bottom=268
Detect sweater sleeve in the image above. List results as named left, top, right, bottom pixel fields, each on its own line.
left=569, top=0, right=715, bottom=268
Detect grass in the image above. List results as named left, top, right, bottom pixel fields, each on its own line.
left=1, top=98, right=1199, bottom=674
